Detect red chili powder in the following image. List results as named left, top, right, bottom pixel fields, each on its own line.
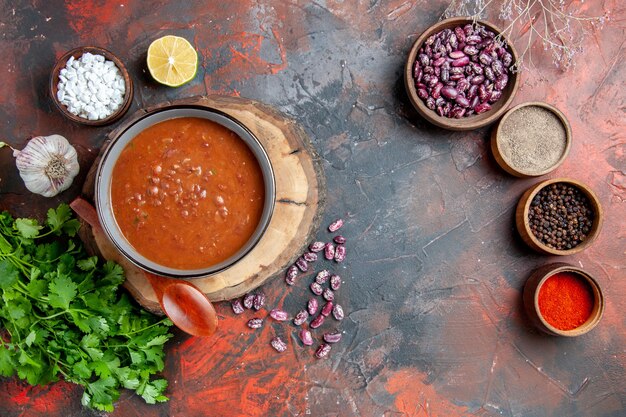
left=538, top=272, right=595, bottom=331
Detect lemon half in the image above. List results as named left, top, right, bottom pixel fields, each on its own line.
left=147, top=35, right=198, bottom=87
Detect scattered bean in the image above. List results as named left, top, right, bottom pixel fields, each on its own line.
left=328, top=219, right=344, bottom=232
left=310, top=282, right=323, bottom=296
left=323, top=332, right=342, bottom=343
left=316, top=270, right=330, bottom=284
left=285, top=265, right=298, bottom=285
left=330, top=274, right=341, bottom=291
left=323, top=288, right=334, bottom=301
left=333, top=304, right=344, bottom=321
left=269, top=309, right=289, bottom=321
left=270, top=337, right=287, bottom=352
left=321, top=301, right=334, bottom=317
left=231, top=299, right=245, bottom=315
left=334, top=244, right=346, bottom=262
left=308, top=298, right=319, bottom=315
left=324, top=242, right=335, bottom=260
left=310, top=314, right=325, bottom=329
left=315, top=343, right=331, bottom=358
left=243, top=293, right=255, bottom=309
left=247, top=318, right=263, bottom=329
left=303, top=252, right=318, bottom=262
left=253, top=292, right=265, bottom=311
left=309, top=241, right=325, bottom=252
left=293, top=310, right=309, bottom=326
left=333, top=235, right=346, bottom=244
left=299, top=329, right=314, bottom=346
left=296, top=257, right=308, bottom=272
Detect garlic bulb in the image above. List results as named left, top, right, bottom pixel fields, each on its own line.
left=14, top=135, right=80, bottom=197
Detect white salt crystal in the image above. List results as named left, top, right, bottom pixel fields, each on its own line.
left=56, top=52, right=126, bottom=120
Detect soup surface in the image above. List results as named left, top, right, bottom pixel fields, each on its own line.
left=110, top=117, right=265, bottom=269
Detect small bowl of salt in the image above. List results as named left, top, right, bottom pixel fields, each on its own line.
left=490, top=102, right=571, bottom=177
left=50, top=46, right=133, bottom=126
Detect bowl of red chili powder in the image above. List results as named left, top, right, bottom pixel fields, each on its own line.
left=523, top=263, right=604, bottom=336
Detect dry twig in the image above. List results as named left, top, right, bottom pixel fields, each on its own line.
left=442, top=0, right=609, bottom=71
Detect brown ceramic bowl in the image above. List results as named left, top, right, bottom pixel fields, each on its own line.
left=523, top=263, right=604, bottom=336
left=515, top=178, right=603, bottom=255
left=491, top=102, right=572, bottom=177
left=50, top=46, right=133, bottom=126
left=405, top=17, right=520, bottom=131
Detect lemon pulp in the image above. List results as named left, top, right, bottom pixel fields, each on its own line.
left=147, top=35, right=198, bottom=87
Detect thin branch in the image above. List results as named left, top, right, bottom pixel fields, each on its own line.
left=442, top=0, right=609, bottom=72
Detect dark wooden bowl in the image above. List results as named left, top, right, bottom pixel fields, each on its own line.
left=50, top=46, right=133, bottom=126
left=515, top=178, right=603, bottom=255
left=491, top=102, right=572, bottom=177
left=405, top=17, right=520, bottom=131
left=523, top=262, right=604, bottom=336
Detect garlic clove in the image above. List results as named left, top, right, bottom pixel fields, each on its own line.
left=14, top=134, right=80, bottom=197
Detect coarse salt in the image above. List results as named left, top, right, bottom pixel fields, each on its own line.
left=57, top=52, right=126, bottom=121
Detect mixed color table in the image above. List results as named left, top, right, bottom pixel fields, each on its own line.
left=0, top=1, right=624, bottom=416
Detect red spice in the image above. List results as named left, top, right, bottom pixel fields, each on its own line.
left=538, top=272, right=594, bottom=330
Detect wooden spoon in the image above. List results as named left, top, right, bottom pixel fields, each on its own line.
left=70, top=197, right=218, bottom=337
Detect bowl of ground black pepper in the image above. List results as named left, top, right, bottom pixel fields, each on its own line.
left=491, top=102, right=571, bottom=177
left=516, top=178, right=603, bottom=255
left=523, top=263, right=604, bottom=337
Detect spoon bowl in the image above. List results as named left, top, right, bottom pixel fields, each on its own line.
left=146, top=273, right=218, bottom=337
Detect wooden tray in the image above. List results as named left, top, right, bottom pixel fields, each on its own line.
left=81, top=95, right=325, bottom=313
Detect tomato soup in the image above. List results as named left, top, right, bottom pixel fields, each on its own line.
left=110, top=117, right=265, bottom=269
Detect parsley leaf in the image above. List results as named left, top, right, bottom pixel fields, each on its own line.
left=87, top=376, right=118, bottom=412
left=0, top=346, right=16, bottom=377
left=15, top=218, right=42, bottom=238
left=0, top=260, right=18, bottom=290
left=77, top=256, right=98, bottom=271
left=47, top=204, right=72, bottom=227
left=24, top=331, right=37, bottom=347
left=140, top=378, right=169, bottom=404
left=48, top=275, right=78, bottom=310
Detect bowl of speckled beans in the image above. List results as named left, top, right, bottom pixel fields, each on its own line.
left=405, top=17, right=520, bottom=130
left=516, top=178, right=603, bottom=255
left=50, top=46, right=133, bottom=126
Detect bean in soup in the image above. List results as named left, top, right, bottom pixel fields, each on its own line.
left=110, top=117, right=265, bottom=269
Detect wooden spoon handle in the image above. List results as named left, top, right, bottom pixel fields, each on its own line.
left=70, top=197, right=219, bottom=337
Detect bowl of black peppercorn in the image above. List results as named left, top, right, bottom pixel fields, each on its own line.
left=516, top=178, right=603, bottom=255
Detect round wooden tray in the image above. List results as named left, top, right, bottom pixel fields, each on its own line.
left=81, top=95, right=325, bottom=313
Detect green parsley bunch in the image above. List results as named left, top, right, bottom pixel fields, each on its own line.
left=0, top=204, right=173, bottom=411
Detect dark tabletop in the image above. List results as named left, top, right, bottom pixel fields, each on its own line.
left=0, top=1, right=624, bottom=416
